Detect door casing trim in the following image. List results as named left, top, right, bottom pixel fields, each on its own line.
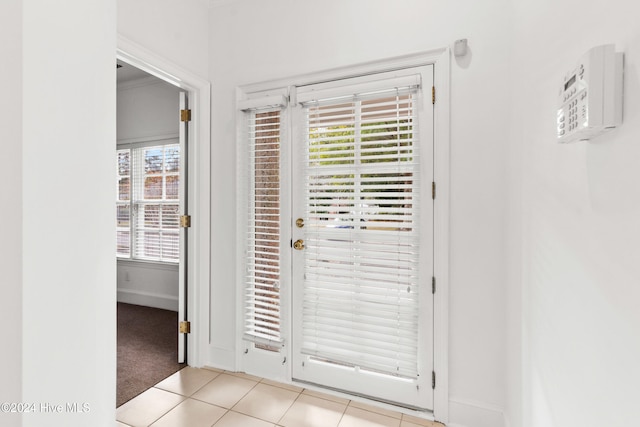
left=117, top=35, right=212, bottom=368
left=237, top=47, right=450, bottom=423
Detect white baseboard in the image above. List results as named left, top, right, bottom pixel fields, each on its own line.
left=117, top=288, right=178, bottom=311
left=448, top=397, right=505, bottom=427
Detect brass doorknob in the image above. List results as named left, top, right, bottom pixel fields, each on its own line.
left=293, top=239, right=305, bottom=250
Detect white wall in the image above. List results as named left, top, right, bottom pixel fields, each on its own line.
left=21, top=0, right=116, bottom=426
left=0, top=1, right=22, bottom=426
left=116, top=77, right=182, bottom=311
left=209, top=1, right=511, bottom=425
left=509, top=2, right=640, bottom=427
left=117, top=0, right=210, bottom=78
left=0, top=2, right=203, bottom=426
left=117, top=260, right=179, bottom=311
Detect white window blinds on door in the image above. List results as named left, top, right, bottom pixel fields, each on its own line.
left=242, top=101, right=286, bottom=347
left=299, top=80, right=422, bottom=378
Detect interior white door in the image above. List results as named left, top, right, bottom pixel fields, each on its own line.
left=178, top=91, right=189, bottom=363
left=291, top=66, right=435, bottom=409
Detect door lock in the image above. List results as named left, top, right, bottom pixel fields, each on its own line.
left=295, top=218, right=304, bottom=228
left=293, top=239, right=305, bottom=250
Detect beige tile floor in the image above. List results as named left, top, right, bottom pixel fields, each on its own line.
left=116, top=367, right=444, bottom=427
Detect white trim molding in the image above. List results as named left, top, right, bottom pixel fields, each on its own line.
left=117, top=75, right=169, bottom=91
left=117, top=288, right=179, bottom=312
left=117, top=35, right=212, bottom=369
left=432, top=47, right=451, bottom=425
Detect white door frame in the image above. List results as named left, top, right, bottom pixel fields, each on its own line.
left=117, top=35, right=211, bottom=368
left=237, top=47, right=450, bottom=423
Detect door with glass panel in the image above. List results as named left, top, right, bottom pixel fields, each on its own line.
left=291, top=66, right=434, bottom=409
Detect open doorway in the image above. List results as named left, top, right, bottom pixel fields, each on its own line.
left=114, top=36, right=212, bottom=410
left=115, top=60, right=187, bottom=406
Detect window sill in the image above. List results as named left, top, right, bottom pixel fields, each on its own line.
left=116, top=258, right=179, bottom=271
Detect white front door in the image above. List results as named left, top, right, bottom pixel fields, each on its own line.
left=290, top=66, right=435, bottom=409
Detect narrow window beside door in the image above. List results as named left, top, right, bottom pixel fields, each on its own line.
left=244, top=109, right=283, bottom=348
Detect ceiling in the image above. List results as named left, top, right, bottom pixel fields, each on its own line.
left=116, top=60, right=152, bottom=83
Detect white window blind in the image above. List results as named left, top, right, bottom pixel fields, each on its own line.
left=117, top=149, right=131, bottom=257
left=244, top=107, right=284, bottom=347
left=116, top=144, right=180, bottom=263
left=300, top=86, right=422, bottom=378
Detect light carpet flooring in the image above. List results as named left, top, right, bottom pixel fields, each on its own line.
left=116, top=367, right=443, bottom=427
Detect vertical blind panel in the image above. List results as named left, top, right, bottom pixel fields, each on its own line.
left=302, top=91, right=421, bottom=378
left=245, top=109, right=283, bottom=345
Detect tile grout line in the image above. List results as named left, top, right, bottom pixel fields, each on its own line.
left=335, top=401, right=349, bottom=427
left=227, top=377, right=261, bottom=414
left=219, top=409, right=280, bottom=426
left=144, top=396, right=184, bottom=427
left=259, top=378, right=304, bottom=394
left=190, top=372, right=260, bottom=410
left=301, top=388, right=352, bottom=406
left=274, top=389, right=304, bottom=426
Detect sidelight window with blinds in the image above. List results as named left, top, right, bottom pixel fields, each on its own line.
left=241, top=96, right=288, bottom=348
left=116, top=143, right=181, bottom=263
left=295, top=74, right=425, bottom=379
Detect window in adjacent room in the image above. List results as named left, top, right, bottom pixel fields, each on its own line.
left=116, top=143, right=181, bottom=263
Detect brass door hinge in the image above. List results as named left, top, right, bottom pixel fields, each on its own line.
left=180, top=215, right=191, bottom=228
left=179, top=321, right=191, bottom=334
left=432, top=86, right=436, bottom=104
left=180, top=109, right=192, bottom=122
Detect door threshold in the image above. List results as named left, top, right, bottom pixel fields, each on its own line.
left=292, top=378, right=435, bottom=421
